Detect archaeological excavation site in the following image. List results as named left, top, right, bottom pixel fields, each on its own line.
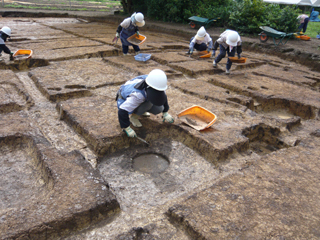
left=1, top=10, right=320, bottom=240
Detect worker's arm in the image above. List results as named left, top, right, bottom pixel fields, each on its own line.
left=0, top=44, right=11, bottom=54
left=118, top=108, right=130, bottom=129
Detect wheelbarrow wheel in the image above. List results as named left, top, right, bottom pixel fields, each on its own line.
left=259, top=32, right=268, bottom=42
left=189, top=22, right=196, bottom=28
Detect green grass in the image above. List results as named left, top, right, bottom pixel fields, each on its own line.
left=306, top=21, right=320, bottom=38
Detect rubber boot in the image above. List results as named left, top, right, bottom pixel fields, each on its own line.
left=142, top=112, right=150, bottom=117
left=130, top=114, right=142, bottom=127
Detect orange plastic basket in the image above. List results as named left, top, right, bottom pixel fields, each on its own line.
left=13, top=49, right=33, bottom=59
left=296, top=35, right=311, bottom=41
left=228, top=57, right=247, bottom=63
left=199, top=50, right=211, bottom=58
left=127, top=33, right=147, bottom=45
left=177, top=105, right=217, bottom=131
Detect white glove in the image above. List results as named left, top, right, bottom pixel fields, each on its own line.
left=162, top=112, right=174, bottom=123
left=116, top=32, right=120, bottom=38
left=123, top=126, right=137, bottom=138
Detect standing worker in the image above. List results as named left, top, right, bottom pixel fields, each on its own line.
left=188, top=26, right=213, bottom=55
left=116, top=69, right=174, bottom=138
left=297, top=14, right=310, bottom=35
left=115, top=12, right=145, bottom=56
left=212, top=30, right=242, bottom=75
left=0, top=26, right=14, bottom=61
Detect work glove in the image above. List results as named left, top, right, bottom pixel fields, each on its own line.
left=116, top=32, right=120, bottom=38
left=162, top=112, right=174, bottom=123
left=237, top=53, right=241, bottom=59
left=123, top=126, right=137, bottom=138
left=211, top=50, right=216, bottom=58
left=136, top=31, right=140, bottom=37
left=9, top=52, right=14, bottom=61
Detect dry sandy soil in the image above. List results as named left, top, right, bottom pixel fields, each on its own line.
left=0, top=8, right=320, bottom=240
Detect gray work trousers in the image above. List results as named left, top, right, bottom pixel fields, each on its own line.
left=134, top=101, right=164, bottom=115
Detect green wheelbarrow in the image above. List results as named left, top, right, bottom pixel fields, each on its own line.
left=188, top=16, right=220, bottom=29
left=259, top=26, right=295, bottom=46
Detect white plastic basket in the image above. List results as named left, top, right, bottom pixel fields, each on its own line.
left=134, top=53, right=151, bottom=62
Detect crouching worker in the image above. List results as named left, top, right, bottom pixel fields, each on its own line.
left=212, top=30, right=242, bottom=74
left=116, top=69, right=175, bottom=138
left=115, top=12, right=145, bottom=56
left=188, top=26, right=213, bottom=55
left=0, top=26, right=14, bottom=61
left=297, top=14, right=310, bottom=35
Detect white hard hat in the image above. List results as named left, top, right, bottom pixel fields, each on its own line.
left=1, top=26, right=11, bottom=36
left=135, top=12, right=145, bottom=27
left=226, top=31, right=240, bottom=47
left=195, top=26, right=206, bottom=40
left=145, top=69, right=167, bottom=91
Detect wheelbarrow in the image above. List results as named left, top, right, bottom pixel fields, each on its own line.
left=259, top=26, right=294, bottom=46
left=188, top=16, right=220, bottom=29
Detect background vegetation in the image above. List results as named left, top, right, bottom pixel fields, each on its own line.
left=123, top=0, right=319, bottom=35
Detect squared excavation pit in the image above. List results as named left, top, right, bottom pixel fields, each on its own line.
left=15, top=40, right=118, bottom=61
left=171, top=78, right=254, bottom=109
left=104, top=57, right=182, bottom=78
left=28, top=58, right=138, bottom=102
left=10, top=20, right=78, bottom=40
left=251, top=64, right=320, bottom=88
left=167, top=137, right=320, bottom=240
left=169, top=60, right=222, bottom=76
left=209, top=73, right=320, bottom=120
left=0, top=70, right=33, bottom=113
left=58, top=87, right=293, bottom=163
left=0, top=112, right=120, bottom=240
left=151, top=52, right=196, bottom=65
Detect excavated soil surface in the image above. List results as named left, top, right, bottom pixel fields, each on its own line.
left=0, top=10, right=320, bottom=240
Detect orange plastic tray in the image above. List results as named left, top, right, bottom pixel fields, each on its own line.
left=296, top=35, right=311, bottom=41
left=228, top=57, right=247, bottom=63
left=13, top=49, right=33, bottom=59
left=199, top=50, right=211, bottom=58
left=127, top=33, right=147, bottom=45
left=177, top=105, right=217, bottom=130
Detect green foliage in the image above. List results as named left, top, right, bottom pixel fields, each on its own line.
left=229, top=0, right=267, bottom=34
left=263, top=4, right=300, bottom=33
left=129, top=0, right=305, bottom=34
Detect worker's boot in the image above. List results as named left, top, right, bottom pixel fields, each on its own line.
left=226, top=69, right=230, bottom=75
left=130, top=114, right=142, bottom=127
left=213, top=60, right=217, bottom=67
left=142, top=112, right=150, bottom=117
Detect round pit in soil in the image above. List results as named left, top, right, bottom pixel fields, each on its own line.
left=133, top=153, right=169, bottom=174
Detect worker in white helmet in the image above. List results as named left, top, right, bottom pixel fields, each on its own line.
left=0, top=26, right=14, bottom=61
left=115, top=12, right=145, bottom=55
left=212, top=30, right=242, bottom=74
left=188, top=26, right=213, bottom=54
left=116, top=69, right=174, bottom=138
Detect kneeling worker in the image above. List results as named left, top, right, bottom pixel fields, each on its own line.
left=212, top=30, right=242, bottom=74
left=116, top=69, right=174, bottom=137
left=188, top=26, right=213, bottom=54
left=0, top=26, right=14, bottom=61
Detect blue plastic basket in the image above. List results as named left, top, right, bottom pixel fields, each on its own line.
left=134, top=53, right=151, bottom=62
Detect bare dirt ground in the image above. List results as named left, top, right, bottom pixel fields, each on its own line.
left=0, top=7, right=320, bottom=240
